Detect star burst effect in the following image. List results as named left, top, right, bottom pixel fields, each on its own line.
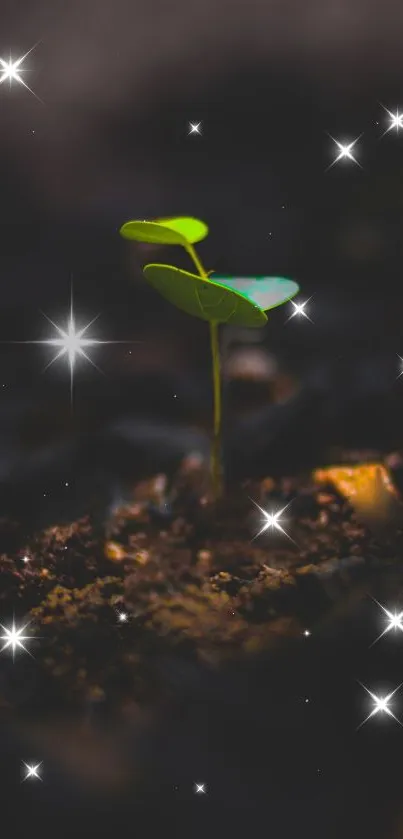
left=8, top=287, right=139, bottom=407
left=358, top=682, right=403, bottom=729
left=370, top=598, right=403, bottom=647
left=286, top=297, right=314, bottom=324
left=250, top=498, right=297, bottom=544
left=396, top=355, right=403, bottom=379
left=22, top=762, right=42, bottom=782
left=0, top=44, right=42, bottom=101
left=327, top=135, right=362, bottom=170
left=381, top=105, right=403, bottom=136
left=194, top=782, right=206, bottom=794
left=188, top=121, right=202, bottom=135
left=0, top=619, right=37, bottom=660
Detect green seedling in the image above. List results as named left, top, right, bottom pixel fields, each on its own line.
left=120, top=216, right=299, bottom=499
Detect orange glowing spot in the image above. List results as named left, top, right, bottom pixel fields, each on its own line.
left=104, top=541, right=126, bottom=561
left=313, top=463, right=402, bottom=526
left=314, top=463, right=398, bottom=504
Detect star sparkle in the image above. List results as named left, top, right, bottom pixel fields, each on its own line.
left=357, top=682, right=403, bottom=729
left=117, top=610, right=128, bottom=623
left=286, top=297, right=314, bottom=323
left=250, top=498, right=297, bottom=544
left=188, top=121, right=202, bottom=135
left=327, top=135, right=362, bottom=169
left=370, top=598, right=403, bottom=647
left=396, top=355, right=403, bottom=379
left=194, top=782, right=206, bottom=794
left=6, top=285, right=139, bottom=407
left=381, top=106, right=403, bottom=135
left=0, top=619, right=37, bottom=660
left=0, top=44, right=42, bottom=101
left=22, top=762, right=42, bottom=782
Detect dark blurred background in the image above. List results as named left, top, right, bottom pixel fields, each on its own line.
left=0, top=0, right=403, bottom=510
left=3, top=4, right=403, bottom=837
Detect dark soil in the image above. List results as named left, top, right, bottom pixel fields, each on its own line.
left=2, top=452, right=403, bottom=837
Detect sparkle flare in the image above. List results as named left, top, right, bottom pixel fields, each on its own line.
left=286, top=297, right=313, bottom=323
left=22, top=762, right=42, bottom=781
left=0, top=44, right=42, bottom=101
left=194, top=782, right=206, bottom=794
left=381, top=106, right=403, bottom=135
left=327, top=135, right=361, bottom=169
left=6, top=285, right=139, bottom=406
left=370, top=598, right=403, bottom=647
left=0, top=620, right=37, bottom=659
left=250, top=498, right=297, bottom=544
left=358, top=682, right=403, bottom=729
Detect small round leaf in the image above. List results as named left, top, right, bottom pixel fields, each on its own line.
left=119, top=220, right=186, bottom=245
left=153, top=216, right=208, bottom=244
left=142, top=263, right=267, bottom=327
left=210, top=276, right=299, bottom=310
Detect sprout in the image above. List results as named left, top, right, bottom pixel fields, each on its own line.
left=119, top=216, right=299, bottom=499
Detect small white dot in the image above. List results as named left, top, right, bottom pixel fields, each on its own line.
left=305, top=698, right=309, bottom=703
left=22, top=556, right=30, bottom=564
left=194, top=782, right=206, bottom=794
left=303, top=629, right=311, bottom=637
left=173, top=394, right=177, bottom=398
left=65, top=482, right=69, bottom=487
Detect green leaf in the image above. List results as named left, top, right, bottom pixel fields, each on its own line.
left=154, top=216, right=208, bottom=244
left=210, top=276, right=299, bottom=310
left=119, top=220, right=186, bottom=245
left=142, top=263, right=267, bottom=327
left=119, top=216, right=208, bottom=246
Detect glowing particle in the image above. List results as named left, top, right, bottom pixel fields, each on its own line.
left=188, top=121, right=202, bottom=135
left=358, top=682, right=403, bottom=729
left=327, top=135, right=361, bottom=169
left=194, top=782, right=206, bottom=794
left=286, top=297, right=313, bottom=323
left=370, top=598, right=403, bottom=647
left=22, top=762, right=42, bottom=781
left=381, top=106, right=403, bottom=135
left=0, top=620, right=37, bottom=659
left=5, top=284, right=138, bottom=407
left=0, top=45, right=42, bottom=101
left=250, top=498, right=297, bottom=544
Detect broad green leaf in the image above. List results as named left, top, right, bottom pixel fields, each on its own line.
left=143, top=263, right=267, bottom=327
left=210, top=276, right=299, bottom=310
left=119, top=220, right=186, bottom=245
left=119, top=216, right=208, bottom=246
left=154, top=216, right=208, bottom=244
